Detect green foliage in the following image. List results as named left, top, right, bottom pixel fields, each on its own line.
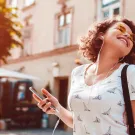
left=0, top=2, right=23, bottom=62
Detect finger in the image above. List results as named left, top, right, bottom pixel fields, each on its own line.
left=33, top=94, right=41, bottom=102
left=37, top=103, right=41, bottom=109
left=42, top=102, right=51, bottom=112
left=41, top=88, right=52, bottom=98
left=37, top=102, right=44, bottom=109
left=38, top=98, right=49, bottom=109
left=46, top=108, right=56, bottom=114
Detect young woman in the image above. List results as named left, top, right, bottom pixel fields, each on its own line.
left=33, top=16, right=135, bottom=135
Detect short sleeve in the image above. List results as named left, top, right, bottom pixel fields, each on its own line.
left=68, top=64, right=85, bottom=91
left=67, top=68, right=76, bottom=111
left=127, top=64, right=135, bottom=101
left=71, top=68, right=75, bottom=85
left=67, top=65, right=86, bottom=111
left=69, top=68, right=76, bottom=91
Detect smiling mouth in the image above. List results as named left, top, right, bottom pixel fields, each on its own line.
left=117, top=37, right=129, bottom=47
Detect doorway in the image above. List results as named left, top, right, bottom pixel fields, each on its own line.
left=54, top=77, right=68, bottom=129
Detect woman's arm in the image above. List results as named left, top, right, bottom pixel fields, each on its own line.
left=33, top=89, right=73, bottom=128
left=56, top=104, right=73, bottom=128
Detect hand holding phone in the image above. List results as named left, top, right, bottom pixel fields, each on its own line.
left=29, top=87, right=59, bottom=114
left=29, top=87, right=61, bottom=135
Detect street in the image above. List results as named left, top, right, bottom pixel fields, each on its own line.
left=0, top=129, right=72, bottom=135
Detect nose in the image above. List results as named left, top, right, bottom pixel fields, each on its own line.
left=123, top=32, right=131, bottom=39
left=123, top=32, right=134, bottom=43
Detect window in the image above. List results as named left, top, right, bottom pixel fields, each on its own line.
left=24, top=0, right=35, bottom=7
left=21, top=16, right=33, bottom=56
left=101, top=0, right=120, bottom=20
left=6, top=0, right=18, bottom=7
left=11, top=0, right=17, bottom=7
left=21, top=27, right=33, bottom=56
left=102, top=0, right=119, bottom=7
left=14, top=81, right=33, bottom=103
left=103, top=9, right=109, bottom=19
left=6, top=0, right=18, bottom=14
left=22, top=38, right=33, bottom=56
left=55, top=10, right=73, bottom=48
left=17, top=83, right=26, bottom=101
left=113, top=7, right=120, bottom=16
left=24, top=15, right=33, bottom=26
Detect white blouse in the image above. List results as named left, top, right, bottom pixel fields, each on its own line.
left=68, top=62, right=135, bottom=135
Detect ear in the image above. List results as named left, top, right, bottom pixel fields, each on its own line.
left=95, top=32, right=105, bottom=49
left=98, top=32, right=104, bottom=38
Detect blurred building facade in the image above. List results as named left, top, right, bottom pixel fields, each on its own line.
left=1, top=0, right=135, bottom=131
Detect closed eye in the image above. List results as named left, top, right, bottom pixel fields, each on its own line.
left=116, top=25, right=126, bottom=33
left=116, top=26, right=134, bottom=43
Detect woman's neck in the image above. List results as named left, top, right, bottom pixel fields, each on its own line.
left=94, top=54, right=122, bottom=76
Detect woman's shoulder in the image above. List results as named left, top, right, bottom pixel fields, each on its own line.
left=127, top=64, right=135, bottom=75
left=71, top=64, right=88, bottom=76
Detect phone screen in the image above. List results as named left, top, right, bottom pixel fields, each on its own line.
left=29, top=87, right=44, bottom=100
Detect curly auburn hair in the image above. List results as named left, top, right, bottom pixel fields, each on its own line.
left=78, top=16, right=135, bottom=64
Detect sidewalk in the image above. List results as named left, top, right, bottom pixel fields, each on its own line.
left=0, top=129, right=72, bottom=135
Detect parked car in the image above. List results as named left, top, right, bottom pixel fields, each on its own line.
left=0, top=79, right=43, bottom=129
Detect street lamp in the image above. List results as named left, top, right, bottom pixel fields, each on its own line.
left=75, top=58, right=82, bottom=65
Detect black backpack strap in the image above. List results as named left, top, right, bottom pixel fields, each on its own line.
left=121, top=64, right=134, bottom=127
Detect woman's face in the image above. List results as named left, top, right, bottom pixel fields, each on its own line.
left=103, top=22, right=134, bottom=57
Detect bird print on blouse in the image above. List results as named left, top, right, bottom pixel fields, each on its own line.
left=106, top=80, right=112, bottom=84
left=117, top=100, right=124, bottom=106
left=92, top=95, right=102, bottom=100
left=84, top=125, right=90, bottom=134
left=115, top=120, right=125, bottom=126
left=78, top=73, right=83, bottom=77
left=83, top=102, right=90, bottom=112
left=107, top=87, right=117, bottom=94
left=77, top=114, right=83, bottom=122
left=69, top=94, right=74, bottom=111
left=131, top=84, right=135, bottom=93
left=93, top=117, right=100, bottom=123
left=102, top=107, right=111, bottom=115
left=115, top=120, right=120, bottom=124
left=74, top=94, right=81, bottom=99
left=103, top=126, right=112, bottom=135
